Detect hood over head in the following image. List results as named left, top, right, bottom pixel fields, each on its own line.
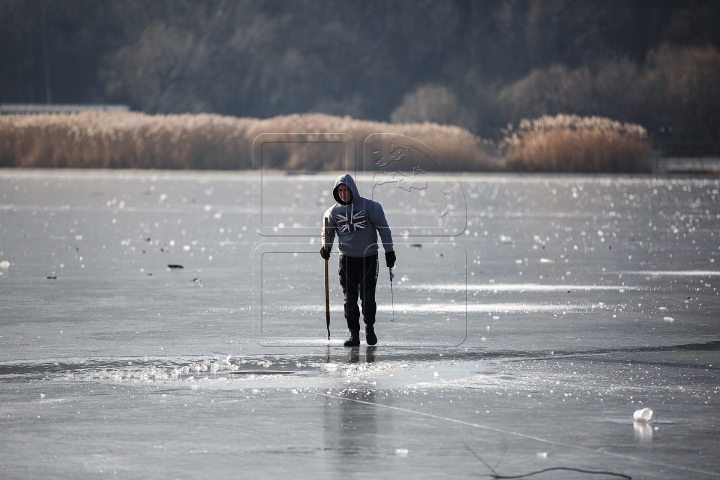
left=333, top=173, right=359, bottom=205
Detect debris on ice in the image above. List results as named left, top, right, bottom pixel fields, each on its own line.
left=633, top=408, right=653, bottom=422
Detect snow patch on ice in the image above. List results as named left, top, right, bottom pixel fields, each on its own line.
left=412, top=283, right=642, bottom=292
left=623, top=270, right=720, bottom=276
left=291, top=303, right=599, bottom=314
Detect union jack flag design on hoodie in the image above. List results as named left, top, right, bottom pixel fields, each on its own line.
left=336, top=209, right=367, bottom=233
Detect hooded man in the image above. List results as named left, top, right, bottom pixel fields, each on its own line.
left=321, top=174, right=395, bottom=346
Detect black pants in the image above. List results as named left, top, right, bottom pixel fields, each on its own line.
left=339, top=253, right=379, bottom=331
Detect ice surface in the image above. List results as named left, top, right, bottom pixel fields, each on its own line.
left=1, top=171, right=719, bottom=479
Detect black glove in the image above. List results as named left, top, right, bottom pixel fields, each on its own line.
left=385, top=251, right=396, bottom=269
left=320, top=246, right=331, bottom=260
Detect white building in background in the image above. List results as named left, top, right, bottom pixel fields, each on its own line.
left=0, top=104, right=129, bottom=115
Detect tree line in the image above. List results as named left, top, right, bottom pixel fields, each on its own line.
left=1, top=0, right=719, bottom=155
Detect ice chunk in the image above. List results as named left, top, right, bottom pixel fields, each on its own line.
left=395, top=448, right=409, bottom=456
left=663, top=317, right=674, bottom=322
left=633, top=408, right=653, bottom=422
left=0, top=261, right=9, bottom=268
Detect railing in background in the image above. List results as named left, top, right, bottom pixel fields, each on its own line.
left=651, top=157, right=720, bottom=173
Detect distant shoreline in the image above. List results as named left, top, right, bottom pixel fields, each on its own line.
left=2, top=112, right=716, bottom=173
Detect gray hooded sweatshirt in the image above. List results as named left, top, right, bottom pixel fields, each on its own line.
left=323, top=174, right=394, bottom=257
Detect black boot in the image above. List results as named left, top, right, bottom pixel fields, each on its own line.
left=343, top=329, right=360, bottom=347
left=365, top=324, right=377, bottom=346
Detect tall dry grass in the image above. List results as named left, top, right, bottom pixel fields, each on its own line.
left=502, top=114, right=652, bottom=173
left=0, top=112, right=491, bottom=171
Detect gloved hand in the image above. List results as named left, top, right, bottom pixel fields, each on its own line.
left=320, top=246, right=331, bottom=260
left=385, top=251, right=396, bottom=269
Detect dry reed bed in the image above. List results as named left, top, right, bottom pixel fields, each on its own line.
left=502, top=114, right=652, bottom=173
left=0, top=112, right=490, bottom=171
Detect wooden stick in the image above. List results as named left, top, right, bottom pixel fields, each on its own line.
left=324, top=217, right=330, bottom=340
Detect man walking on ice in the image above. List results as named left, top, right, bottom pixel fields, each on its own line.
left=321, top=173, right=395, bottom=347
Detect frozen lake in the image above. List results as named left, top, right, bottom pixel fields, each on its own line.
left=1, top=169, right=719, bottom=479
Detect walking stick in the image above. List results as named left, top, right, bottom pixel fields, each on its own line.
left=389, top=267, right=395, bottom=323
left=324, top=217, right=330, bottom=340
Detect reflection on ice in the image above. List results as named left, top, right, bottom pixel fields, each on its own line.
left=634, top=421, right=653, bottom=443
